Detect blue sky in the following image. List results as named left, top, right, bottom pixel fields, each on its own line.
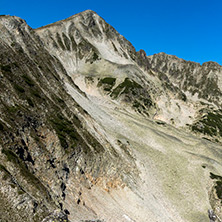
left=1, top=0, right=222, bottom=64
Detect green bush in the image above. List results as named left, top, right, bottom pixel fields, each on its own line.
left=50, top=114, right=79, bottom=149
left=0, top=122, right=4, bottom=131
left=14, top=84, right=25, bottom=93
left=2, top=149, right=18, bottom=163
left=22, top=74, right=35, bottom=86
left=210, top=172, right=222, bottom=200
left=111, top=78, right=142, bottom=98
left=98, top=77, right=116, bottom=86
left=31, top=89, right=41, bottom=98
left=0, top=64, right=11, bottom=73
left=26, top=97, right=34, bottom=107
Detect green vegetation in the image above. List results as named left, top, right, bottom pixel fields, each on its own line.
left=22, top=74, right=35, bottom=87
left=0, top=64, right=11, bottom=73
left=0, top=164, right=7, bottom=172
left=26, top=97, right=34, bottom=107
left=132, top=100, right=149, bottom=114
left=56, top=33, right=66, bottom=51
left=156, top=120, right=166, bottom=126
left=4, top=104, right=21, bottom=114
left=31, top=89, right=41, bottom=98
left=2, top=149, right=19, bottom=163
left=85, top=50, right=100, bottom=64
left=191, top=110, right=222, bottom=137
left=55, top=96, right=66, bottom=108
left=210, top=172, right=222, bottom=200
left=92, top=52, right=99, bottom=61
left=210, top=172, right=222, bottom=180
left=14, top=84, right=25, bottom=93
left=57, top=97, right=64, bottom=104
left=112, top=42, right=118, bottom=52
left=111, top=78, right=142, bottom=98
left=105, top=77, right=153, bottom=114
left=143, top=98, right=152, bottom=107
left=0, top=122, right=4, bottom=131
left=49, top=114, right=79, bottom=149
left=2, top=148, right=50, bottom=200
left=98, top=77, right=116, bottom=86
left=98, top=77, right=116, bottom=91
left=69, top=35, right=77, bottom=51
left=62, top=33, right=71, bottom=51
left=17, top=190, right=25, bottom=195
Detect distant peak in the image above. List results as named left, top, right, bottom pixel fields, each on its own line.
left=80, top=9, right=97, bottom=14
left=202, top=61, right=221, bottom=67
left=73, top=9, right=101, bottom=21
left=0, top=15, right=26, bottom=23
left=0, top=15, right=28, bottom=30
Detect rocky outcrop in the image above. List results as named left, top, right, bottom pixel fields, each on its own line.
left=147, top=52, right=222, bottom=105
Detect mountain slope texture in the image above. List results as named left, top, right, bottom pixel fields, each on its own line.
left=0, top=10, right=222, bottom=222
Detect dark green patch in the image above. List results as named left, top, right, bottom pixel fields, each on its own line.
left=0, top=122, right=4, bottom=131
left=2, top=149, right=51, bottom=201
left=180, top=93, right=187, bottom=102
left=0, top=64, right=11, bottom=73
left=62, top=33, right=71, bottom=51
left=112, top=42, right=118, bottom=52
left=2, top=149, right=19, bottom=163
left=56, top=33, right=66, bottom=51
left=92, top=52, right=99, bottom=61
left=98, top=77, right=116, bottom=86
left=34, top=136, right=40, bottom=142
left=69, top=35, right=77, bottom=51
left=143, top=98, right=152, bottom=107
left=4, top=104, right=21, bottom=114
left=22, top=74, right=35, bottom=87
left=108, top=78, right=153, bottom=115
left=56, top=96, right=65, bottom=106
left=49, top=114, right=79, bottom=149
left=191, top=109, right=222, bottom=138
left=210, top=172, right=222, bottom=180
left=111, top=78, right=142, bottom=98
left=98, top=77, right=116, bottom=92
left=210, top=172, right=222, bottom=200
left=156, top=120, right=166, bottom=126
left=0, top=164, right=7, bottom=172
left=216, top=181, right=222, bottom=199
left=26, top=97, right=34, bottom=107
left=31, top=89, right=42, bottom=98
left=17, top=190, right=25, bottom=195
left=14, top=84, right=25, bottom=93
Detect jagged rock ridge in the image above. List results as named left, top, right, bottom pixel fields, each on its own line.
left=0, top=10, right=222, bottom=222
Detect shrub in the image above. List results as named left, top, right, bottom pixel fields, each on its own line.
left=22, top=74, right=35, bottom=86
left=14, top=84, right=25, bottom=93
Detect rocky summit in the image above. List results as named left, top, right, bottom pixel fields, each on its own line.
left=0, top=10, right=222, bottom=222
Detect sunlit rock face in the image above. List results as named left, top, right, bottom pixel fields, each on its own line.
left=0, top=10, right=222, bottom=222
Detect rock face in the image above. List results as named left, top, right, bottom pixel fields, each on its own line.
left=0, top=10, right=222, bottom=222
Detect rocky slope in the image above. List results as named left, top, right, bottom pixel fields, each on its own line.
left=0, top=10, right=222, bottom=222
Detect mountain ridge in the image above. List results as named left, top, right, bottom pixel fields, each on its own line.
left=0, top=10, right=222, bottom=222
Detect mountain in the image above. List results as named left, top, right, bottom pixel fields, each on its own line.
left=0, top=10, right=222, bottom=222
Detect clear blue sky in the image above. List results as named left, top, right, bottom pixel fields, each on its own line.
left=1, top=0, right=222, bottom=64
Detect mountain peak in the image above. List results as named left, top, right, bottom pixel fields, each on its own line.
left=0, top=15, right=27, bottom=27
left=36, top=10, right=136, bottom=65
left=36, top=9, right=100, bottom=31
left=78, top=9, right=98, bottom=15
